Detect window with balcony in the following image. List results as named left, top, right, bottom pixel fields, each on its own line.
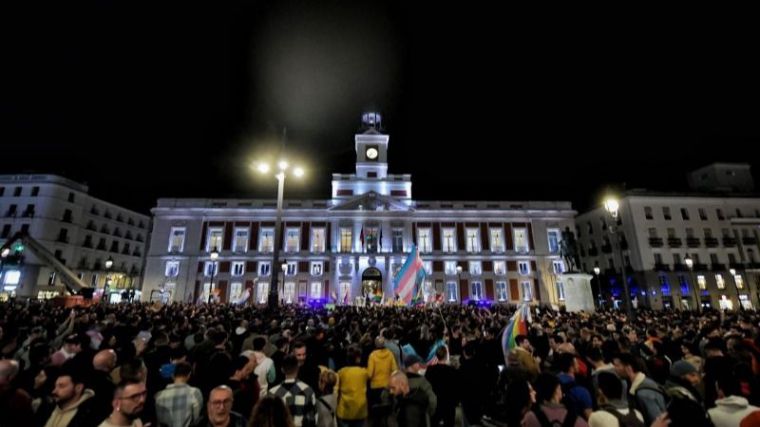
left=310, top=282, right=322, bottom=299
left=256, top=282, right=269, bottom=304
left=339, top=282, right=351, bottom=301
left=422, top=261, right=433, bottom=275
left=283, top=282, right=296, bottom=304
left=663, top=207, right=671, bottom=220
left=735, top=274, right=744, bottom=289
left=259, top=229, right=274, bottom=253
left=490, top=228, right=504, bottom=252
left=699, top=208, right=708, bottom=220
left=311, top=228, right=326, bottom=253
left=311, top=261, right=323, bottom=276
left=259, top=261, right=271, bottom=276
left=645, top=206, right=653, bottom=220
left=717, top=209, right=725, bottom=220
left=165, top=261, right=180, bottom=277
left=392, top=228, right=404, bottom=253
left=468, top=261, right=481, bottom=275
left=715, top=274, right=725, bottom=289
left=556, top=281, right=566, bottom=301
left=496, top=282, right=508, bottom=301
left=552, top=260, right=565, bottom=274
left=465, top=228, right=480, bottom=253
left=522, top=281, right=533, bottom=301
left=654, top=253, right=663, bottom=265
left=340, top=228, right=353, bottom=252
left=547, top=229, right=561, bottom=254
left=418, top=228, right=432, bottom=253
left=285, top=228, right=300, bottom=253
left=471, top=282, right=483, bottom=300
left=514, top=228, right=529, bottom=253
left=518, top=261, right=530, bottom=275
left=442, top=228, right=456, bottom=253
left=204, top=261, right=218, bottom=277
left=232, top=261, right=245, bottom=276
left=233, top=228, right=249, bottom=253
left=168, top=227, right=186, bottom=253
left=284, top=262, right=297, bottom=276
left=445, top=261, right=458, bottom=275
left=681, top=208, right=690, bottom=220
left=493, top=261, right=507, bottom=275
left=207, top=228, right=223, bottom=252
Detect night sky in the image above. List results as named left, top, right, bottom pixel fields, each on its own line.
left=2, top=3, right=759, bottom=215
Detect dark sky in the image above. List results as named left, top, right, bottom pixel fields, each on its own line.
left=2, top=3, right=759, bottom=215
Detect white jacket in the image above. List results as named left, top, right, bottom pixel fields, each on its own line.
left=708, top=395, right=760, bottom=427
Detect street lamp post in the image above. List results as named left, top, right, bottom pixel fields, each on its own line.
left=256, top=159, right=305, bottom=308
left=593, top=266, right=601, bottom=308
left=684, top=254, right=699, bottom=312
left=104, top=256, right=113, bottom=304
left=603, top=197, right=633, bottom=317
left=281, top=261, right=288, bottom=304
left=208, top=246, right=219, bottom=304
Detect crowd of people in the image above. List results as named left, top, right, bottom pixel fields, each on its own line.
left=0, top=300, right=759, bottom=427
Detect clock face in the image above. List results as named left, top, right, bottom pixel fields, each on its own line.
left=366, top=147, right=378, bottom=160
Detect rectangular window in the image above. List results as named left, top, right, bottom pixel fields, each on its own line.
left=663, top=207, right=671, bottom=220
left=715, top=274, right=725, bottom=289
left=231, top=261, right=245, bottom=276
left=514, top=228, right=529, bottom=253
left=447, top=282, right=458, bottom=302
left=233, top=228, right=249, bottom=253
left=648, top=228, right=658, bottom=238
left=229, top=282, right=243, bottom=303
left=284, top=282, right=296, bottom=304
left=340, top=228, right=352, bottom=253
left=311, top=261, right=323, bottom=276
left=285, top=228, right=300, bottom=253
left=204, top=261, right=218, bottom=277
left=710, top=253, right=719, bottom=264
left=258, top=262, right=271, bottom=276
left=735, top=274, right=744, bottom=289
left=493, top=261, right=507, bottom=275
left=365, top=227, right=379, bottom=253
left=717, top=209, right=725, bottom=220
left=310, top=282, right=322, bottom=299
left=556, top=281, right=566, bottom=301
left=518, top=261, right=530, bottom=275
left=339, top=282, right=351, bottom=301
left=645, top=206, right=653, bottom=220
left=667, top=228, right=676, bottom=238
left=654, top=253, right=663, bottom=265
left=423, top=261, right=433, bottom=275
left=697, top=275, right=706, bottom=290
left=285, top=262, right=297, bottom=276
left=13, top=187, right=22, bottom=197
left=496, top=282, right=508, bottom=301
left=445, top=261, right=458, bottom=275
left=685, top=228, right=694, bottom=238
left=256, top=282, right=269, bottom=304
left=673, top=253, right=681, bottom=264
left=681, top=208, right=690, bottom=220
left=31, top=186, right=39, bottom=196
left=165, top=261, right=180, bottom=277
left=311, top=228, right=326, bottom=253
left=392, top=228, right=404, bottom=253
left=442, top=228, right=456, bottom=253
left=698, top=208, right=708, bottom=220
left=522, top=281, right=533, bottom=301
left=168, top=227, right=186, bottom=253
left=465, top=228, right=480, bottom=253
left=547, top=229, right=561, bottom=254
left=471, top=282, right=483, bottom=300
left=207, top=228, right=223, bottom=252
left=490, top=228, right=504, bottom=252
left=587, top=222, right=593, bottom=235
left=469, top=261, right=482, bottom=275
left=418, top=228, right=432, bottom=253
left=704, top=228, right=713, bottom=238
left=552, top=260, right=565, bottom=274
left=259, top=229, right=274, bottom=253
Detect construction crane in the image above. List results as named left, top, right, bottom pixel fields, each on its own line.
left=0, top=231, right=91, bottom=298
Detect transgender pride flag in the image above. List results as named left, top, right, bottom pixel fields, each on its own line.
left=393, top=244, right=426, bottom=304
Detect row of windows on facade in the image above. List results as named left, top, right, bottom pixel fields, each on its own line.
left=188, top=279, right=548, bottom=305
left=643, top=206, right=760, bottom=222
left=165, top=258, right=565, bottom=280
left=0, top=224, right=142, bottom=257
left=581, top=227, right=757, bottom=253
left=655, top=273, right=746, bottom=292
left=167, top=226, right=563, bottom=255
left=0, top=186, right=146, bottom=228
left=651, top=250, right=757, bottom=267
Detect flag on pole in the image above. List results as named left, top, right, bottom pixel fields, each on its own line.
left=411, top=282, right=425, bottom=306
left=501, top=303, right=531, bottom=365
left=393, top=244, right=426, bottom=304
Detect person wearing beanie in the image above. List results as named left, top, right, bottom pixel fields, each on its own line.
left=664, top=360, right=712, bottom=427
left=367, top=336, right=398, bottom=417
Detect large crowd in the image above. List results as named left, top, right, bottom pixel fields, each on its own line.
left=1, top=300, right=760, bottom=427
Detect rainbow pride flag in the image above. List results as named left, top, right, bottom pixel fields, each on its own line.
left=501, top=303, right=531, bottom=364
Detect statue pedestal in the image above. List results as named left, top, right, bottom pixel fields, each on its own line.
left=558, top=272, right=595, bottom=313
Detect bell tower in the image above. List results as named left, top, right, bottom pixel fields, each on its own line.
left=355, top=112, right=389, bottom=179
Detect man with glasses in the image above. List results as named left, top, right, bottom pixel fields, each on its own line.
left=99, top=380, right=147, bottom=427
left=196, top=386, right=246, bottom=427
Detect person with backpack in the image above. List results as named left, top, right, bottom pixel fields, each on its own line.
left=663, top=361, right=714, bottom=427
left=556, top=352, right=593, bottom=420
left=612, top=353, right=667, bottom=426
left=589, top=371, right=645, bottom=427
left=522, top=373, right=588, bottom=427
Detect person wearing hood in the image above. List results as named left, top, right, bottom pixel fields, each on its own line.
left=36, top=368, right=98, bottom=427
left=708, top=375, right=760, bottom=427
left=367, top=336, right=398, bottom=415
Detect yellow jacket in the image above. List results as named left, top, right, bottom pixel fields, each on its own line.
left=367, top=348, right=398, bottom=389
left=337, top=366, right=369, bottom=420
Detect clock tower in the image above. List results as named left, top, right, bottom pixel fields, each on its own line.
left=355, top=112, right=389, bottom=179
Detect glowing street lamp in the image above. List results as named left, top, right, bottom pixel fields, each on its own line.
left=603, top=196, right=632, bottom=317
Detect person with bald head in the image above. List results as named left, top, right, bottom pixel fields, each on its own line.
left=0, top=359, right=33, bottom=427
left=195, top=385, right=246, bottom=427
left=90, top=350, right=118, bottom=423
